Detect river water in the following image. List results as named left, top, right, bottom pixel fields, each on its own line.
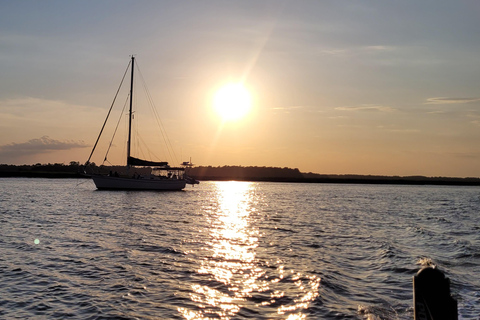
left=0, top=178, right=478, bottom=319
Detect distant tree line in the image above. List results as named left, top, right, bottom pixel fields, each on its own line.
left=0, top=162, right=130, bottom=178
left=187, top=165, right=304, bottom=181
left=1, top=163, right=479, bottom=185
left=0, top=161, right=81, bottom=172
left=0, top=162, right=86, bottom=178
left=187, top=166, right=480, bottom=185
left=300, top=172, right=480, bottom=186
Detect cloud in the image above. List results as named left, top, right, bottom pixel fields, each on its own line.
left=0, top=96, right=106, bottom=151
left=271, top=105, right=326, bottom=115
left=0, top=136, right=89, bottom=157
left=271, top=106, right=305, bottom=114
left=319, top=45, right=447, bottom=67
left=271, top=106, right=304, bottom=110
left=426, top=110, right=447, bottom=114
left=0, top=97, right=100, bottom=119
left=321, top=45, right=396, bottom=56
left=335, top=105, right=395, bottom=112
left=425, top=97, right=480, bottom=105
left=468, top=112, right=480, bottom=127
left=321, top=49, right=348, bottom=56
left=448, top=152, right=480, bottom=160
left=364, top=45, right=395, bottom=51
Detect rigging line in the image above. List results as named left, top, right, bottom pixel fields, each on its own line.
left=131, top=100, right=164, bottom=162
left=134, top=62, right=166, bottom=146
left=147, top=93, right=175, bottom=162
left=137, top=133, right=163, bottom=161
left=86, top=60, right=131, bottom=165
left=150, top=92, right=178, bottom=164
left=135, top=61, right=179, bottom=164
left=103, top=94, right=130, bottom=164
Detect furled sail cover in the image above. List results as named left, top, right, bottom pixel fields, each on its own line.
left=128, top=156, right=168, bottom=167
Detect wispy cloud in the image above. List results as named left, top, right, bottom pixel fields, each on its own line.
left=377, top=125, right=420, bottom=133
left=467, top=112, right=480, bottom=127
left=426, top=110, right=447, bottom=114
left=0, top=97, right=100, bottom=118
left=363, top=45, right=396, bottom=52
left=335, top=105, right=395, bottom=112
left=271, top=106, right=304, bottom=111
left=0, top=136, right=89, bottom=157
left=425, top=97, right=480, bottom=105
left=271, top=105, right=326, bottom=115
left=0, top=96, right=106, bottom=146
left=320, top=45, right=446, bottom=66
left=271, top=105, right=307, bottom=114
left=448, top=152, right=480, bottom=160
left=321, top=45, right=396, bottom=56
left=320, top=49, right=348, bottom=56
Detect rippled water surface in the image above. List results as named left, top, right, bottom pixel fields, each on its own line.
left=0, top=178, right=479, bottom=319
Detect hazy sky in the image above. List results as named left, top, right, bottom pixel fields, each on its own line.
left=1, top=1, right=480, bottom=177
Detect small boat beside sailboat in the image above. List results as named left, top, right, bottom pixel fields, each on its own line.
left=84, top=56, right=198, bottom=190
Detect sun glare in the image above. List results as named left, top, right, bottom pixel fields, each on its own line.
left=213, top=83, right=252, bottom=122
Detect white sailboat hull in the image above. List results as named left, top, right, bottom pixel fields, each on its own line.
left=92, top=175, right=186, bottom=191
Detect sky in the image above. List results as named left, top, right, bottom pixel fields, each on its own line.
left=1, top=0, right=480, bottom=177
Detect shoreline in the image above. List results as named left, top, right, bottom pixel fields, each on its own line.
left=1, top=171, right=479, bottom=186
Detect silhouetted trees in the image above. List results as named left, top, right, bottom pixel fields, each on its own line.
left=0, top=162, right=85, bottom=178
left=188, top=165, right=303, bottom=181
left=0, top=163, right=479, bottom=185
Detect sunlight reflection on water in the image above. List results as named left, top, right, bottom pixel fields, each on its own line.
left=179, top=181, right=320, bottom=320
left=180, top=181, right=259, bottom=319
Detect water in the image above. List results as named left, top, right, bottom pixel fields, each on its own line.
left=0, top=178, right=478, bottom=319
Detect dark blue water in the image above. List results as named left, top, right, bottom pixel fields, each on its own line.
left=1, top=178, right=479, bottom=319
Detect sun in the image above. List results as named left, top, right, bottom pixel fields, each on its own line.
left=213, top=83, right=252, bottom=122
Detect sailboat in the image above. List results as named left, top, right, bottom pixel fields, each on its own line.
left=85, top=56, right=198, bottom=190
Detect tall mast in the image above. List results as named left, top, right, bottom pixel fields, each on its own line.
left=127, top=56, right=135, bottom=166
